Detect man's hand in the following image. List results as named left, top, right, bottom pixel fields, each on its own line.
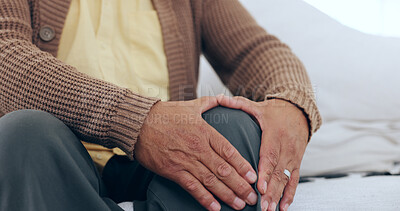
left=135, top=97, right=258, bottom=211
left=217, top=96, right=309, bottom=211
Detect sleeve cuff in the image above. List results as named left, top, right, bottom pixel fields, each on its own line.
left=264, top=87, right=322, bottom=141
left=108, top=92, right=160, bottom=160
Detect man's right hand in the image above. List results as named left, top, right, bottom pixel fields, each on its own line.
left=135, top=97, right=258, bottom=211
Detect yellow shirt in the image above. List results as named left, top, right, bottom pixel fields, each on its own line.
left=57, top=0, right=169, bottom=171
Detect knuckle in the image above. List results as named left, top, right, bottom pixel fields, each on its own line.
left=183, top=178, right=199, bottom=192
left=198, top=193, right=213, bottom=206
left=217, top=162, right=232, bottom=178
left=266, top=168, right=273, bottom=177
left=186, top=135, right=204, bottom=153
left=203, top=173, right=218, bottom=188
left=260, top=156, right=274, bottom=176
left=236, top=181, right=251, bottom=196
left=265, top=149, right=279, bottom=167
left=272, top=170, right=283, bottom=183
left=283, top=177, right=290, bottom=185
left=291, top=175, right=300, bottom=185
left=282, top=175, right=290, bottom=184
left=161, top=158, right=184, bottom=175
left=272, top=169, right=290, bottom=185
left=222, top=144, right=235, bottom=160
left=237, top=160, right=248, bottom=173
left=266, top=190, right=275, bottom=201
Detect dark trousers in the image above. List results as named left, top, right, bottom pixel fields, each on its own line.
left=0, top=107, right=265, bottom=211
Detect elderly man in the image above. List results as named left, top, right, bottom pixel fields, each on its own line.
left=0, top=0, right=321, bottom=211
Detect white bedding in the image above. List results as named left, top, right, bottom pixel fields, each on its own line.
left=119, top=174, right=400, bottom=211
left=291, top=174, right=400, bottom=210
left=301, top=119, right=400, bottom=176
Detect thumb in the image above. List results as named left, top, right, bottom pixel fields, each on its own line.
left=198, top=96, right=219, bottom=113
left=217, top=95, right=258, bottom=118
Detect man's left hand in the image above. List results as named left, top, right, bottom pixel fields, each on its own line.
left=217, top=95, right=309, bottom=211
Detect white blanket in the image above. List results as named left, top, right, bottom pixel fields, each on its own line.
left=291, top=174, right=400, bottom=210
left=301, top=119, right=400, bottom=176
left=119, top=174, right=400, bottom=211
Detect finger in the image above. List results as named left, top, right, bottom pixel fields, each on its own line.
left=176, top=170, right=221, bottom=211
left=208, top=127, right=257, bottom=184
left=279, top=168, right=300, bottom=211
left=217, top=96, right=259, bottom=118
left=260, top=193, right=270, bottom=211
left=199, top=96, right=219, bottom=113
left=203, top=136, right=258, bottom=206
left=265, top=165, right=293, bottom=211
left=189, top=161, right=248, bottom=210
left=257, top=132, right=280, bottom=195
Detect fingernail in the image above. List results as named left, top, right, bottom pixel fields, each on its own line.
left=245, top=171, right=257, bottom=183
left=284, top=203, right=289, bottom=211
left=263, top=181, right=267, bottom=193
left=210, top=201, right=221, bottom=211
left=269, top=202, right=277, bottom=211
left=217, top=93, right=224, bottom=97
left=233, top=197, right=246, bottom=209
left=262, top=200, right=269, bottom=211
left=247, top=192, right=257, bottom=205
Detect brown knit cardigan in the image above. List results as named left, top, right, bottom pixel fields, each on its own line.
left=0, top=0, right=321, bottom=159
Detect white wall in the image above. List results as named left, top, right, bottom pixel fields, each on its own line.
left=304, top=0, right=400, bottom=38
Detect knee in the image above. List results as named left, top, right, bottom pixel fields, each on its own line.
left=0, top=110, right=70, bottom=157
left=202, top=106, right=261, bottom=144
left=203, top=106, right=261, bottom=163
left=203, top=106, right=260, bottom=131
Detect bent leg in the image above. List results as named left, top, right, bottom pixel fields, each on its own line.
left=134, top=106, right=262, bottom=211
left=102, top=154, right=155, bottom=203
left=0, top=110, right=122, bottom=211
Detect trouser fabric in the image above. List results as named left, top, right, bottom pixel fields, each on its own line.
left=0, top=107, right=274, bottom=211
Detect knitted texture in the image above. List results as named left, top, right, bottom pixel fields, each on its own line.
left=0, top=0, right=159, bottom=159
left=0, top=0, right=322, bottom=159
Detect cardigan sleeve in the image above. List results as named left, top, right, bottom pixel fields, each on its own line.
left=0, top=0, right=159, bottom=159
left=201, top=0, right=322, bottom=136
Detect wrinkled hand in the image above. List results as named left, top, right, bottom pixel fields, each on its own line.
left=217, top=96, right=309, bottom=211
left=135, top=97, right=258, bottom=211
